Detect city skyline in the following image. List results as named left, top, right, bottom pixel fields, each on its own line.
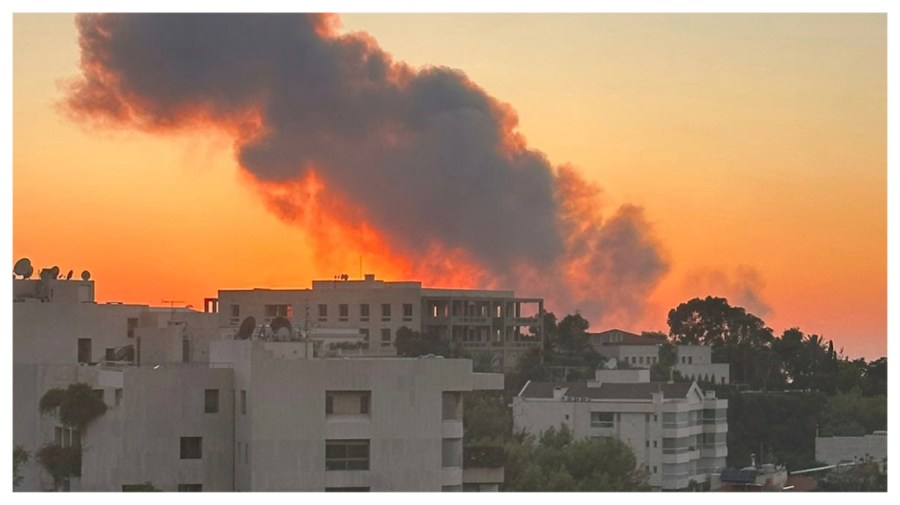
left=12, top=13, right=886, bottom=359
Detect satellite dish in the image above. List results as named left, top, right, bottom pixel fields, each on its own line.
left=81, top=270, right=91, bottom=281
left=65, top=270, right=73, bottom=280
left=270, top=317, right=293, bottom=341
left=13, top=258, right=32, bottom=278
left=605, top=357, right=618, bottom=370
left=235, top=316, right=256, bottom=340
left=50, top=266, right=60, bottom=279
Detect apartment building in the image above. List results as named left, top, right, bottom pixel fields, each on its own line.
left=14, top=271, right=505, bottom=492
left=590, top=329, right=730, bottom=384
left=213, top=274, right=544, bottom=370
left=77, top=340, right=503, bottom=491
left=512, top=368, right=728, bottom=490
left=13, top=273, right=220, bottom=491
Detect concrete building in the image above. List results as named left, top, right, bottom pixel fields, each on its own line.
left=590, top=329, right=730, bottom=385
left=815, top=431, right=887, bottom=466
left=512, top=368, right=728, bottom=490
left=13, top=273, right=220, bottom=491
left=14, top=271, right=505, bottom=492
left=213, top=275, right=544, bottom=371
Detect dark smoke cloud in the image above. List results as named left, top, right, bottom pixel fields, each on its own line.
left=64, top=13, right=669, bottom=325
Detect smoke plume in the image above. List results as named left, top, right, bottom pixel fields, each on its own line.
left=63, top=13, right=669, bottom=326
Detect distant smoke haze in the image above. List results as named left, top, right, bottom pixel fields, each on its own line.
left=63, top=13, right=669, bottom=326
left=683, top=266, right=771, bottom=317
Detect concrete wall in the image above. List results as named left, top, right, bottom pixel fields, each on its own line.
left=815, top=432, right=887, bottom=465
left=80, top=366, right=235, bottom=491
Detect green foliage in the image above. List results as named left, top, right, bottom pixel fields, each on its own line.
left=463, top=391, right=511, bottom=441
left=816, top=459, right=887, bottom=491
left=39, top=388, right=66, bottom=414
left=35, top=443, right=81, bottom=490
left=472, top=352, right=495, bottom=373
left=463, top=443, right=506, bottom=468
left=723, top=391, right=826, bottom=471
left=558, top=313, right=590, bottom=354
left=393, top=326, right=453, bottom=357
left=13, top=445, right=29, bottom=489
left=818, top=391, right=886, bottom=437
left=504, top=425, right=650, bottom=491
left=41, top=383, right=108, bottom=432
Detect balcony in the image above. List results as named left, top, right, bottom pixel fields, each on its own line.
left=700, top=443, right=728, bottom=459
left=662, top=447, right=701, bottom=464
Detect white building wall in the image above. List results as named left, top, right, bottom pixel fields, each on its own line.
left=815, top=432, right=887, bottom=465
left=80, top=366, right=234, bottom=491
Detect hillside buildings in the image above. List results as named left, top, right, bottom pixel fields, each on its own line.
left=213, top=274, right=545, bottom=371
left=13, top=270, right=503, bottom=492
left=512, top=368, right=728, bottom=490
left=590, top=329, right=731, bottom=384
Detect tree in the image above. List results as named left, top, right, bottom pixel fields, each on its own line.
left=13, top=445, right=29, bottom=489
left=538, top=311, right=559, bottom=352
left=558, top=313, right=590, bottom=354
left=37, top=383, right=108, bottom=490
left=504, top=425, right=650, bottom=491
left=35, top=444, right=81, bottom=491
left=393, top=326, right=455, bottom=358
left=463, top=391, right=512, bottom=442
left=39, top=383, right=107, bottom=432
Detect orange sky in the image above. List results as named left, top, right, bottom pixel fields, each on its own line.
left=12, top=14, right=886, bottom=359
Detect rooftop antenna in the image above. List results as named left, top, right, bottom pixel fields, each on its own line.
left=161, top=299, right=186, bottom=321
left=65, top=270, right=73, bottom=281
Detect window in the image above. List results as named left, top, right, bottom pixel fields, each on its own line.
left=653, top=466, right=658, bottom=474
left=77, top=338, right=92, bottom=364
left=442, top=392, right=462, bottom=420
left=325, top=440, right=369, bottom=471
left=653, top=441, right=658, bottom=448
left=318, top=304, right=328, bottom=321
left=326, top=391, right=371, bottom=416
left=381, top=303, right=391, bottom=320
left=127, top=317, right=138, bottom=338
left=204, top=389, right=219, bottom=414
left=403, top=303, right=413, bottom=320
left=360, top=304, right=369, bottom=320
left=688, top=356, right=693, bottom=364
left=639, top=356, right=644, bottom=364
left=590, top=412, right=614, bottom=428
left=177, top=484, right=203, bottom=492
left=105, top=348, right=115, bottom=361
left=241, top=390, right=247, bottom=415
left=442, top=438, right=462, bottom=468
left=180, top=437, right=202, bottom=459
left=230, top=305, right=240, bottom=325
left=337, top=304, right=349, bottom=321
left=360, top=329, right=369, bottom=344
left=646, top=440, right=650, bottom=447
left=114, top=388, right=123, bottom=407
left=182, top=338, right=191, bottom=363
left=381, top=328, right=391, bottom=345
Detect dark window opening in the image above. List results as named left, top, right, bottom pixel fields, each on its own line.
left=204, top=389, right=219, bottom=414
left=180, top=437, right=202, bottom=459
left=325, top=440, right=369, bottom=471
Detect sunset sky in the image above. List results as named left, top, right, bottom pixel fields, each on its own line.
left=12, top=13, right=886, bottom=358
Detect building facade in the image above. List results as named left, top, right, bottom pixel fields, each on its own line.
left=512, top=369, right=728, bottom=490
left=590, top=329, right=730, bottom=384
left=14, top=273, right=504, bottom=492
left=213, top=274, right=544, bottom=370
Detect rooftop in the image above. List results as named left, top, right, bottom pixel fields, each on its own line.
left=519, top=380, right=693, bottom=400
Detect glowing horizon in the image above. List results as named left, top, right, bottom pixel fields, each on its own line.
left=13, top=13, right=886, bottom=359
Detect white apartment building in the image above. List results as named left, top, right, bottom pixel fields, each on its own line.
left=14, top=270, right=505, bottom=492
left=213, top=274, right=544, bottom=371
left=14, top=273, right=220, bottom=491
left=512, top=368, right=728, bottom=490
left=590, top=329, right=730, bottom=384
left=815, top=431, right=887, bottom=466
